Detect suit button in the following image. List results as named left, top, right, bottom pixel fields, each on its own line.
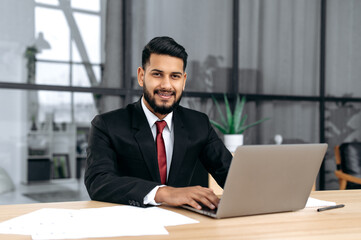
left=135, top=202, right=140, bottom=207
left=128, top=200, right=133, bottom=205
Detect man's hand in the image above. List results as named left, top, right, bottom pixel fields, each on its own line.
left=154, top=186, right=220, bottom=210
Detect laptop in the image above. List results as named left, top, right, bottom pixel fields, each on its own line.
left=182, top=143, right=328, bottom=219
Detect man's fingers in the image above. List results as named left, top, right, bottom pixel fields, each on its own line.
left=186, top=187, right=219, bottom=209
left=155, top=186, right=220, bottom=208
left=188, top=199, right=202, bottom=210
left=197, top=197, right=216, bottom=209
left=196, top=187, right=219, bottom=205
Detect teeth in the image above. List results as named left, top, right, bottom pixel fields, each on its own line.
left=159, top=92, right=172, bottom=96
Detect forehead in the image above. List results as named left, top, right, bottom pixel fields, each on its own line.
left=146, top=54, right=184, bottom=73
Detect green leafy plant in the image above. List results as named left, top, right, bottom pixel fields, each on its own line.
left=210, top=94, right=270, bottom=134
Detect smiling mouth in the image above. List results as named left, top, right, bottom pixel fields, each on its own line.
left=155, top=90, right=175, bottom=100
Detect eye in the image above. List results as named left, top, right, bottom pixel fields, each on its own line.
left=152, top=72, right=161, bottom=77
left=172, top=74, right=181, bottom=79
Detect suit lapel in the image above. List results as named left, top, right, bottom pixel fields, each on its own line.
left=167, top=108, right=189, bottom=185
left=132, top=101, right=161, bottom=183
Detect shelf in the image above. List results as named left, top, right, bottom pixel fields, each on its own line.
left=26, top=123, right=77, bottom=183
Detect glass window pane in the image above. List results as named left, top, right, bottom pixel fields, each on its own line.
left=181, top=97, right=214, bottom=117
left=95, top=94, right=124, bottom=113
left=37, top=90, right=72, bottom=123
left=72, top=64, right=101, bottom=87
left=35, top=0, right=58, bottom=5
left=35, top=62, right=101, bottom=87
left=176, top=98, right=319, bottom=146
left=131, top=0, right=233, bottom=92
left=71, top=0, right=100, bottom=12
left=326, top=0, right=361, bottom=97
left=35, top=7, right=70, bottom=61
left=73, top=13, right=101, bottom=63
left=0, top=88, right=120, bottom=202
left=74, top=92, right=98, bottom=124
left=326, top=102, right=361, bottom=143
left=36, top=62, right=69, bottom=85
left=72, top=41, right=81, bottom=62
left=324, top=102, right=361, bottom=190
left=238, top=0, right=320, bottom=95
left=0, top=89, right=101, bottom=191
left=255, top=101, right=319, bottom=144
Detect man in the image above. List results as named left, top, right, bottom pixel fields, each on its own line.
left=85, top=36, right=232, bottom=210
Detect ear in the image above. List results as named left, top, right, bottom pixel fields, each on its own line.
left=137, top=67, right=144, bottom=87
left=182, top=72, right=187, bottom=90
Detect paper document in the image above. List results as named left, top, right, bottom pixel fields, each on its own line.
left=0, top=206, right=198, bottom=239
left=305, top=197, right=336, bottom=208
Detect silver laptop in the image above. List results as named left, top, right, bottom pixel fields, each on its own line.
left=182, top=143, right=328, bottom=219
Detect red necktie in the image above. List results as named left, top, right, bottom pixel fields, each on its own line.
left=156, top=121, right=167, bottom=184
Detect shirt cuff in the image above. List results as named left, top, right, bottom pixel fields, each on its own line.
left=143, top=185, right=165, bottom=205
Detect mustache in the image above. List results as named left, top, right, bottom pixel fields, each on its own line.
left=154, top=89, right=176, bottom=95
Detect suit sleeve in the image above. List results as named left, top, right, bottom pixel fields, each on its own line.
left=199, top=116, right=233, bottom=188
left=84, top=115, right=158, bottom=207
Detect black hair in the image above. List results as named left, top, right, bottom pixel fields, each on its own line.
left=142, top=36, right=188, bottom=71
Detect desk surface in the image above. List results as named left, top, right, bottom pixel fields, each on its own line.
left=1, top=190, right=361, bottom=240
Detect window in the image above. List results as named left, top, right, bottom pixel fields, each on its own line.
left=1, top=0, right=361, bottom=190
left=33, top=0, right=104, bottom=123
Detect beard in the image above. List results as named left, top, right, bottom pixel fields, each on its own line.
left=143, top=82, right=182, bottom=115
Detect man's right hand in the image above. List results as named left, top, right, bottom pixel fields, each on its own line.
left=154, top=186, right=220, bottom=210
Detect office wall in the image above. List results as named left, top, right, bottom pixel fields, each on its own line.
left=0, top=0, right=34, bottom=184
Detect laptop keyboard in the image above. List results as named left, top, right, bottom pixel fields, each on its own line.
left=182, top=202, right=218, bottom=217
left=197, top=202, right=218, bottom=216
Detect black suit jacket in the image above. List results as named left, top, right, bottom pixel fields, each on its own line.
left=85, top=100, right=232, bottom=207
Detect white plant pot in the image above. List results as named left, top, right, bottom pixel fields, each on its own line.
left=223, top=134, right=244, bottom=153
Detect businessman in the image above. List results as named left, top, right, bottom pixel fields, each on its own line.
left=85, top=36, right=232, bottom=210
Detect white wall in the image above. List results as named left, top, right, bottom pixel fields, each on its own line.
left=0, top=0, right=35, bottom=184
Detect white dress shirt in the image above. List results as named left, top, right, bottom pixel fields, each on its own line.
left=141, top=97, right=174, bottom=205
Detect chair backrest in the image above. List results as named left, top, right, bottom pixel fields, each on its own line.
left=334, top=145, right=342, bottom=166
left=338, top=142, right=361, bottom=188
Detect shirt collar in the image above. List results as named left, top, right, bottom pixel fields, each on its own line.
left=141, top=97, right=173, bottom=131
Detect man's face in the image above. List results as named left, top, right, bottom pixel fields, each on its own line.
left=137, top=54, right=187, bottom=118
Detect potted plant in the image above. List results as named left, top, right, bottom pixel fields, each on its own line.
left=210, top=94, right=269, bottom=152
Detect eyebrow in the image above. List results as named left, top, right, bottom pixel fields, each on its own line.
left=150, top=69, right=183, bottom=75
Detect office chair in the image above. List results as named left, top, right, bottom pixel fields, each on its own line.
left=334, top=142, right=361, bottom=190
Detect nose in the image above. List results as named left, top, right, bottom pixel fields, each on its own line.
left=160, top=75, right=172, bottom=89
